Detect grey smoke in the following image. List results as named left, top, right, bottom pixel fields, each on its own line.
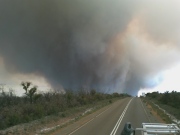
left=0, top=0, right=180, bottom=95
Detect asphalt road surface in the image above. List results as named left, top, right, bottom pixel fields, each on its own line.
left=55, top=97, right=158, bottom=135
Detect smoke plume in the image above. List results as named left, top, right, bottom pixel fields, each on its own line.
left=0, top=0, right=180, bottom=95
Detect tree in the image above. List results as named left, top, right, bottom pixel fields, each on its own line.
left=21, top=82, right=37, bottom=104
left=160, top=91, right=169, bottom=104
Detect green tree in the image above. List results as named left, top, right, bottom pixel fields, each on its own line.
left=21, top=82, right=37, bottom=104
left=160, top=91, right=169, bottom=104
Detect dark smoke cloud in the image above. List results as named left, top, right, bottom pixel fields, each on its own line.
left=0, top=0, right=180, bottom=95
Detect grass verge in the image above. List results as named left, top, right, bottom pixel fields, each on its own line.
left=142, top=98, right=172, bottom=124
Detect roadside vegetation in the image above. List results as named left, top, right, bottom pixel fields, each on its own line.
left=0, top=82, right=130, bottom=130
left=142, top=91, right=180, bottom=121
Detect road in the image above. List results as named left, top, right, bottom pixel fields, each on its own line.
left=54, top=97, right=158, bottom=135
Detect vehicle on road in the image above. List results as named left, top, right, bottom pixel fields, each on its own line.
left=121, top=123, right=180, bottom=135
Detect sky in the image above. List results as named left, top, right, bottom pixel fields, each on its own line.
left=0, top=0, right=180, bottom=96
left=138, top=64, right=180, bottom=96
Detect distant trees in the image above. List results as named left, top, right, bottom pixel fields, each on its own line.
left=145, top=91, right=180, bottom=109
left=145, top=91, right=159, bottom=99
left=160, top=91, right=180, bottom=108
left=144, top=90, right=180, bottom=121
left=159, top=91, right=169, bottom=104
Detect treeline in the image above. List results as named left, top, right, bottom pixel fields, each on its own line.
left=0, top=82, right=130, bottom=130
left=145, top=91, right=180, bottom=109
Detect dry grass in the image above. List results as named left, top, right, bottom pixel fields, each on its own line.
left=143, top=99, right=172, bottom=124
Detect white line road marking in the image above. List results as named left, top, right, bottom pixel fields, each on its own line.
left=110, top=98, right=133, bottom=135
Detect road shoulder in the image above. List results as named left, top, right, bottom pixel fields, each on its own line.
left=140, top=98, right=165, bottom=123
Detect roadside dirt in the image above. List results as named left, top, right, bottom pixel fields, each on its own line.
left=146, top=104, right=165, bottom=123
left=140, top=99, right=166, bottom=123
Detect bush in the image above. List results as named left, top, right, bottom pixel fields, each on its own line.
left=0, top=87, right=130, bottom=130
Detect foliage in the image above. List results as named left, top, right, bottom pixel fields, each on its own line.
left=144, top=91, right=180, bottom=119
left=21, top=82, right=37, bottom=104
left=0, top=86, right=130, bottom=130
left=145, top=91, right=180, bottom=108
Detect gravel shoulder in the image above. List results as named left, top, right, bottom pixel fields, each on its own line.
left=141, top=98, right=166, bottom=123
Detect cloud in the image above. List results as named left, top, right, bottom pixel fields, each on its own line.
left=138, top=0, right=180, bottom=44
left=0, top=0, right=180, bottom=95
